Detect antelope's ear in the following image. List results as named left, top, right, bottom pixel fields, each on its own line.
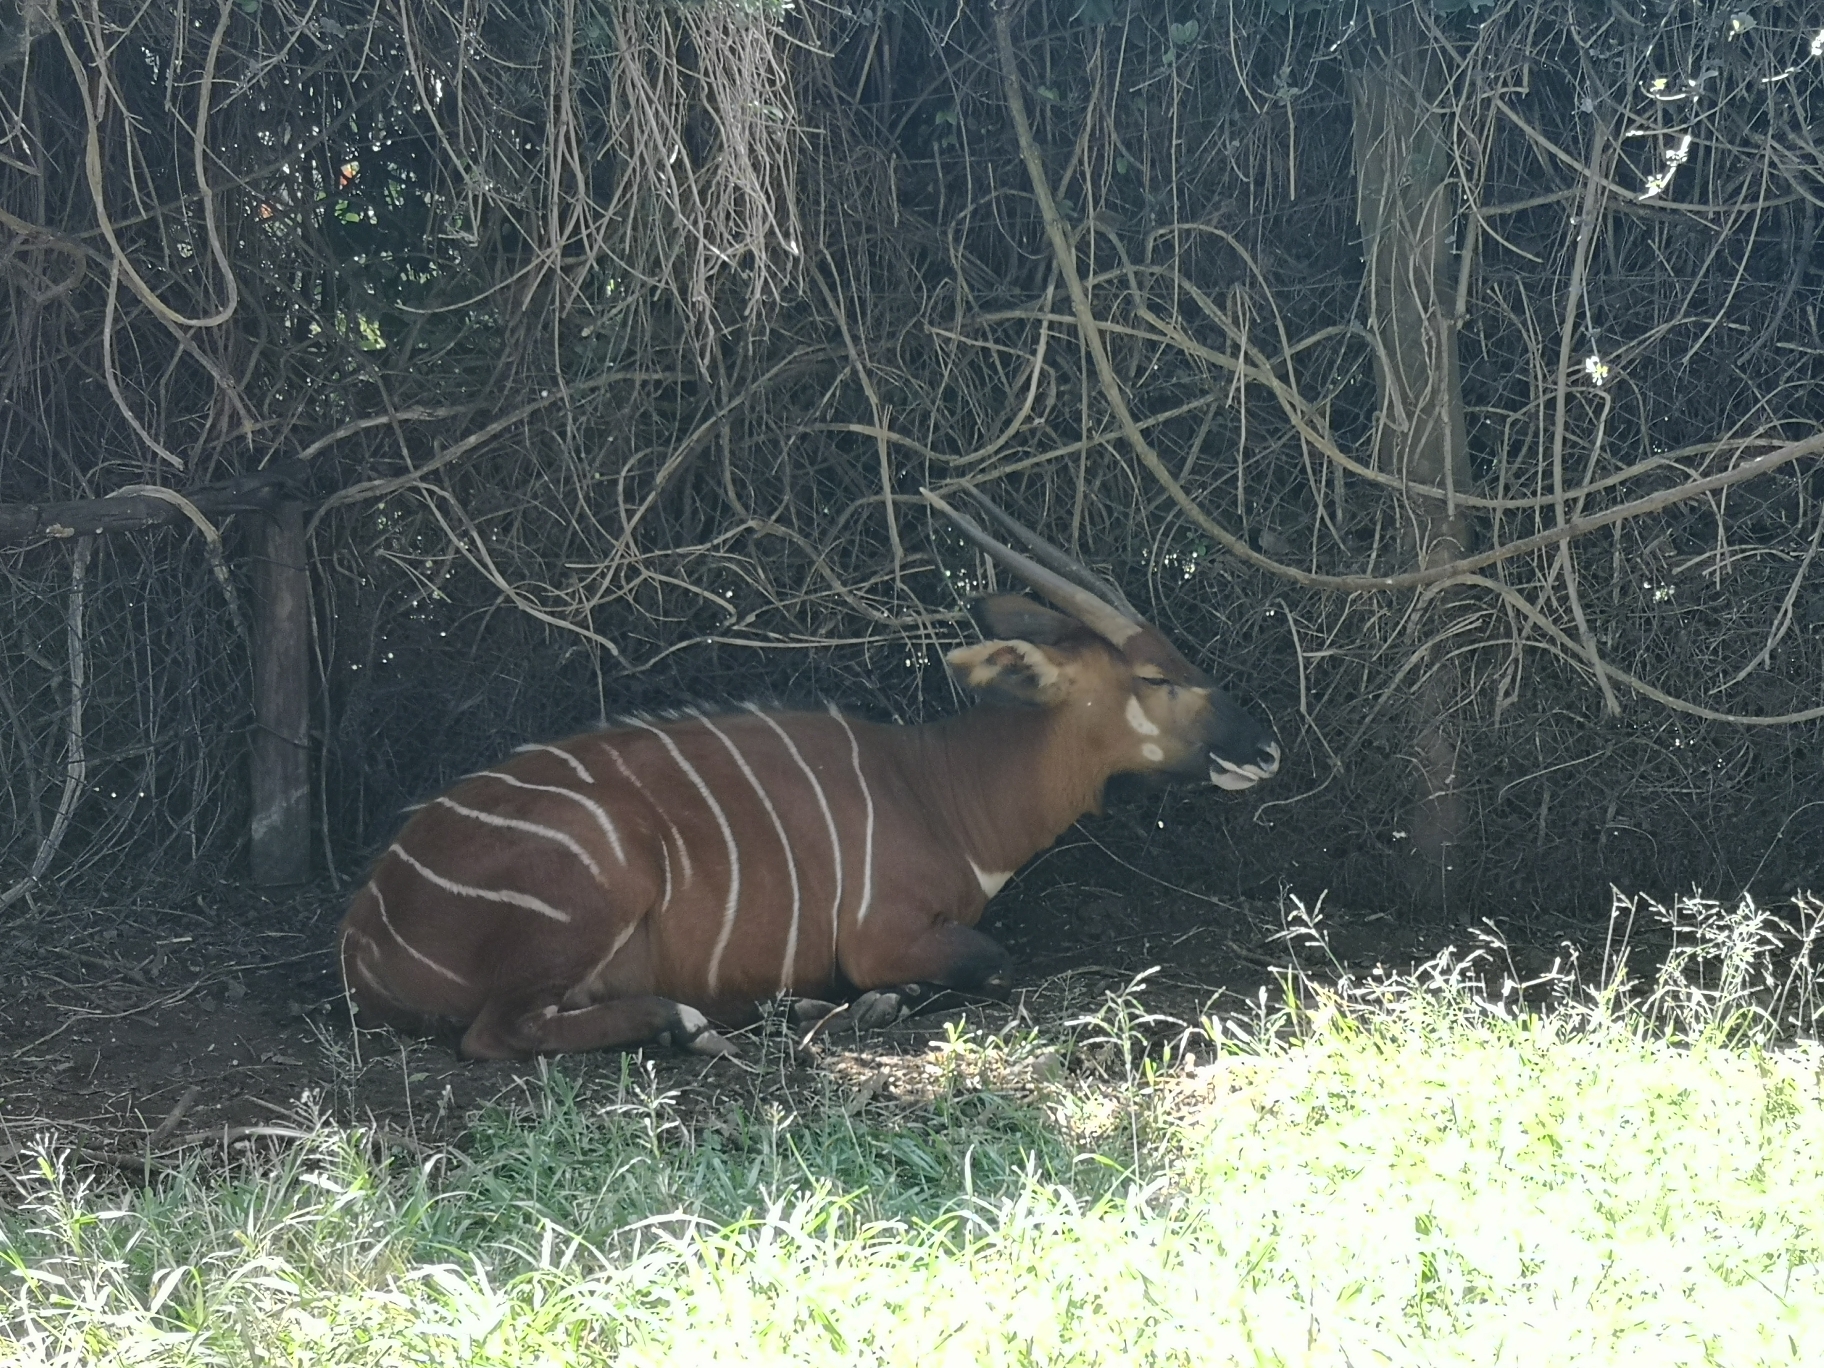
left=970, top=595, right=1081, bottom=646
left=947, top=639, right=1069, bottom=706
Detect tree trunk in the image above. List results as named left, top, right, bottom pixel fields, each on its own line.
left=249, top=502, right=312, bottom=886
left=1350, top=5, right=1474, bottom=914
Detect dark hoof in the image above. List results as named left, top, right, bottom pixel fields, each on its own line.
left=852, top=990, right=905, bottom=1031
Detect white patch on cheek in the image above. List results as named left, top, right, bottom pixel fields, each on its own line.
left=1124, top=696, right=1160, bottom=736
left=1141, top=742, right=1165, bottom=763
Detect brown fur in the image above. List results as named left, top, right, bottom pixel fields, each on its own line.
left=338, top=597, right=1278, bottom=1059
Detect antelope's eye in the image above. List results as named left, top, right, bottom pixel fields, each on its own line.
left=1136, top=673, right=1172, bottom=689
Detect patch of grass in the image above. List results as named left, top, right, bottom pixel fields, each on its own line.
left=5, top=896, right=1824, bottom=1365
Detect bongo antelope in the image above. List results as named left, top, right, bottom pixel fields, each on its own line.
left=338, top=489, right=1280, bottom=1059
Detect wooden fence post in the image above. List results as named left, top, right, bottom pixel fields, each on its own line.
left=250, top=501, right=311, bottom=885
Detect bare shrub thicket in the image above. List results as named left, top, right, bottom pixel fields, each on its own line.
left=1, top=0, right=1819, bottom=918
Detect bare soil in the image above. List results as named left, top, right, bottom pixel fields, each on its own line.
left=0, top=858, right=1570, bottom=1170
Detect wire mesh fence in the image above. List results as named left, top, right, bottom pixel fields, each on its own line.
left=2, top=0, right=1820, bottom=921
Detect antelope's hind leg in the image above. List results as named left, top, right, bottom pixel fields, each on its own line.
left=459, top=987, right=737, bottom=1061
left=339, top=923, right=452, bottom=1037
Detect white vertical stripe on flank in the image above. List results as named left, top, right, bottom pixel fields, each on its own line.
left=467, top=770, right=626, bottom=865
left=601, top=741, right=693, bottom=886
left=746, top=704, right=842, bottom=975
left=388, top=843, right=573, bottom=922
left=827, top=705, right=875, bottom=927
left=369, top=882, right=471, bottom=985
left=352, top=946, right=387, bottom=993
left=433, top=796, right=604, bottom=881
left=694, top=709, right=802, bottom=995
left=631, top=719, right=740, bottom=995
left=514, top=742, right=595, bottom=786
left=575, top=914, right=644, bottom=998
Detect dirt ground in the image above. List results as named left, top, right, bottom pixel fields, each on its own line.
left=0, top=854, right=1578, bottom=1170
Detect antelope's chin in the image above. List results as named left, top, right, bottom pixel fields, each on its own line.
left=1209, top=755, right=1278, bottom=790
left=1208, top=738, right=1280, bottom=790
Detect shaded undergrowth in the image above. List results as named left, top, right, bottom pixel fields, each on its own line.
left=3, top=890, right=1822, bottom=1366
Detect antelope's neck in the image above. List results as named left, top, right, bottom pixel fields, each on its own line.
left=899, top=705, right=1107, bottom=880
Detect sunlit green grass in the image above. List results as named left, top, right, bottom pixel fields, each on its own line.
left=5, top=897, right=1824, bottom=1366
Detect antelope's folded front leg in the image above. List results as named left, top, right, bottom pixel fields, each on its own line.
left=847, top=919, right=1011, bottom=993
left=458, top=986, right=735, bottom=1061
left=848, top=921, right=1012, bottom=1029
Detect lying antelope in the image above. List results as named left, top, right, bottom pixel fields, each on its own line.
left=338, top=490, right=1280, bottom=1059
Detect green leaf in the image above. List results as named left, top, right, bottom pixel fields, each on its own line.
left=1077, top=0, right=1118, bottom=22
left=1169, top=20, right=1199, bottom=48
